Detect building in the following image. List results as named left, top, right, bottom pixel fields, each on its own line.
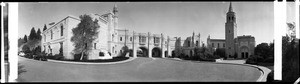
left=41, top=4, right=176, bottom=60
left=171, top=32, right=201, bottom=57
left=207, top=35, right=225, bottom=52
left=236, top=35, right=255, bottom=58
left=207, top=2, right=255, bottom=59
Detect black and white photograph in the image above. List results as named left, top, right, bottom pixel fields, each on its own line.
left=0, top=1, right=299, bottom=83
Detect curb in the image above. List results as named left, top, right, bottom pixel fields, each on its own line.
left=45, top=57, right=137, bottom=65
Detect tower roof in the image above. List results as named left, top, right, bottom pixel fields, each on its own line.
left=228, top=2, right=233, bottom=12
left=113, top=3, right=118, bottom=13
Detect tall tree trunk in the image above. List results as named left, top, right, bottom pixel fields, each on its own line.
left=80, top=51, right=84, bottom=60
left=80, top=44, right=85, bottom=60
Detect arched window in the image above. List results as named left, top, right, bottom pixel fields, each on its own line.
left=196, top=41, right=199, bottom=46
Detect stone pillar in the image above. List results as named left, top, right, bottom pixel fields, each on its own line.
left=161, top=33, right=165, bottom=58
left=133, top=31, right=137, bottom=58
left=167, top=36, right=171, bottom=57
left=148, top=32, right=152, bottom=58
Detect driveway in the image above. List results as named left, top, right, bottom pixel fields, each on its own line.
left=17, top=56, right=261, bottom=82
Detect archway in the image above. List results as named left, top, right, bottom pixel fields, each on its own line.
left=165, top=51, right=168, bottom=57
left=152, top=47, right=161, bottom=58
left=138, top=47, right=148, bottom=57
left=128, top=49, right=133, bottom=57
left=240, top=46, right=249, bottom=59
left=190, top=50, right=193, bottom=57
left=171, top=50, right=175, bottom=57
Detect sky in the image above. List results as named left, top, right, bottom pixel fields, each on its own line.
left=18, top=2, right=277, bottom=46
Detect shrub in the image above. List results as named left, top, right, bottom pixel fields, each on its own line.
left=245, top=55, right=263, bottom=65
left=53, top=54, right=64, bottom=60
left=73, top=53, right=87, bottom=61
left=25, top=53, right=33, bottom=59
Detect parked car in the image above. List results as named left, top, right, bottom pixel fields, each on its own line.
left=19, top=52, right=25, bottom=57
left=98, top=50, right=113, bottom=59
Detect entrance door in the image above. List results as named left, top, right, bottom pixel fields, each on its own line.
left=241, top=52, right=244, bottom=58
left=245, top=52, right=249, bottom=58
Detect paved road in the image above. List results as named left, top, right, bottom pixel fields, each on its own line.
left=17, top=56, right=261, bottom=82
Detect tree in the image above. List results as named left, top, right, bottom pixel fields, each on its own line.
left=71, top=14, right=100, bottom=60
left=29, top=27, right=37, bottom=40
left=36, top=28, right=42, bottom=40
left=255, top=43, right=270, bottom=59
left=214, top=48, right=226, bottom=58
left=281, top=22, right=299, bottom=82
left=23, top=35, right=28, bottom=43
left=22, top=45, right=30, bottom=53
left=43, top=24, right=47, bottom=31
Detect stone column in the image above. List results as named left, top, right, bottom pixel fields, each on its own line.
left=161, top=33, right=165, bottom=58
left=133, top=31, right=137, bottom=58
left=167, top=36, right=171, bottom=57
left=148, top=32, right=152, bottom=58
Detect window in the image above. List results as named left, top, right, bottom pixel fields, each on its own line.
left=223, top=43, right=225, bottom=47
left=212, top=43, right=214, bottom=47
left=60, top=42, right=63, bottom=54
left=218, top=43, right=219, bottom=48
left=229, top=30, right=230, bottom=33
left=139, top=36, right=146, bottom=43
left=112, top=34, right=114, bottom=40
left=112, top=47, right=115, bottom=54
left=188, top=41, right=190, bottom=47
left=120, top=37, right=122, bottom=41
left=94, top=43, right=97, bottom=49
left=229, top=47, right=231, bottom=49
left=61, top=25, right=63, bottom=36
left=196, top=41, right=199, bottom=46
left=154, top=37, right=160, bottom=44
left=51, top=30, right=53, bottom=39
left=130, top=37, right=132, bottom=41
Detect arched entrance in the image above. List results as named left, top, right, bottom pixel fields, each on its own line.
left=171, top=50, right=175, bottom=57
left=240, top=46, right=249, bottom=59
left=165, top=51, right=168, bottom=57
left=138, top=47, right=148, bottom=57
left=128, top=49, right=133, bottom=57
left=190, top=50, right=193, bottom=57
left=152, top=47, right=161, bottom=58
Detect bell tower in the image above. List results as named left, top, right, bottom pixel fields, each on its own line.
left=225, top=2, right=237, bottom=58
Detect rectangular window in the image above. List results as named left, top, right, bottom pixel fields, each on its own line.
left=223, top=43, right=225, bottom=47
left=60, top=42, right=63, bottom=54
left=61, top=25, right=63, bottom=36
left=154, top=37, right=160, bottom=44
left=212, top=43, right=214, bottom=47
left=218, top=43, right=219, bottom=48
left=51, top=30, right=53, bottom=39
left=94, top=43, right=97, bottom=49
left=120, top=37, right=122, bottom=41
left=130, top=37, right=132, bottom=41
